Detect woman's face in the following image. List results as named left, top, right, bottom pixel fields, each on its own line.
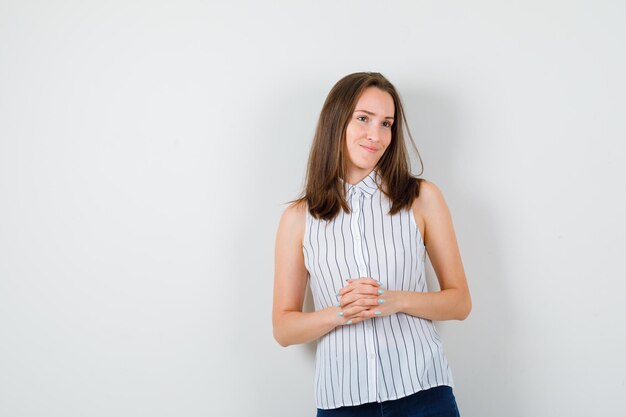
left=343, top=87, right=395, bottom=184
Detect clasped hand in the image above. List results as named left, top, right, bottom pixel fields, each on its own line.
left=334, top=277, right=399, bottom=326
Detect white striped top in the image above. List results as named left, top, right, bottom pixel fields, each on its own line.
left=302, top=170, right=454, bottom=410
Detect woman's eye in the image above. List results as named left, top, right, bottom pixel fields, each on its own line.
left=382, top=121, right=391, bottom=128
left=357, top=116, right=367, bottom=122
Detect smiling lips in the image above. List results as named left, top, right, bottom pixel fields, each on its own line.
left=360, top=144, right=378, bottom=153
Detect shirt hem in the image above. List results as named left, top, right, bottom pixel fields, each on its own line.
left=315, top=382, right=455, bottom=410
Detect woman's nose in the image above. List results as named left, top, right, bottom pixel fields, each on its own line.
left=367, top=126, right=382, bottom=142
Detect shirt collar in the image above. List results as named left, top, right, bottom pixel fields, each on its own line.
left=343, top=170, right=380, bottom=199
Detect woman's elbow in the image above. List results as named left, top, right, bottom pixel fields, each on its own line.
left=457, top=295, right=472, bottom=321
left=272, top=316, right=292, bottom=347
left=273, top=328, right=291, bottom=348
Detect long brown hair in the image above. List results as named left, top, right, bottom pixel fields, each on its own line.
left=299, top=72, right=423, bottom=220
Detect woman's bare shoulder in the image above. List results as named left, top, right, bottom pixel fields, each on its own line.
left=413, top=178, right=446, bottom=208
left=412, top=179, right=448, bottom=222
left=412, top=179, right=450, bottom=239
left=277, top=199, right=307, bottom=239
left=282, top=199, right=307, bottom=221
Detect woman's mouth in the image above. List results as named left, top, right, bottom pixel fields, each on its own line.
left=360, top=144, right=378, bottom=153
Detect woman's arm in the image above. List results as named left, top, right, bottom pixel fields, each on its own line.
left=400, top=179, right=471, bottom=320
left=345, top=180, right=472, bottom=322
left=272, top=202, right=344, bottom=347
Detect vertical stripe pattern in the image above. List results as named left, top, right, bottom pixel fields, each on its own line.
left=303, top=170, right=454, bottom=410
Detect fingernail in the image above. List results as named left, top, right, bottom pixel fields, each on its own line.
left=346, top=320, right=353, bottom=325
left=378, top=299, right=385, bottom=304
left=337, top=311, right=344, bottom=317
left=345, top=279, right=352, bottom=282
left=374, top=311, right=382, bottom=316
left=334, top=302, right=340, bottom=307
left=376, top=280, right=383, bottom=286
left=378, top=289, right=385, bottom=295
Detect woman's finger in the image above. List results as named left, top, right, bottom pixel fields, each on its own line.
left=340, top=294, right=380, bottom=310
left=339, top=288, right=385, bottom=307
left=338, top=278, right=381, bottom=297
left=341, top=302, right=381, bottom=318
left=340, top=305, right=388, bottom=324
left=345, top=277, right=381, bottom=287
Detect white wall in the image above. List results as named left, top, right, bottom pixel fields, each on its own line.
left=1, top=1, right=625, bottom=416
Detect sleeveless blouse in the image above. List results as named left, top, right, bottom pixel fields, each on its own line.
left=302, top=170, right=454, bottom=410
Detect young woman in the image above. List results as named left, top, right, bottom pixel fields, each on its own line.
left=272, top=72, right=471, bottom=417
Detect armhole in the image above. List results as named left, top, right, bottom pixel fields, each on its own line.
left=302, top=202, right=310, bottom=249
left=409, top=202, right=425, bottom=248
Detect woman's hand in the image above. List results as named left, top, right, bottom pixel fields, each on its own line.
left=336, top=278, right=402, bottom=325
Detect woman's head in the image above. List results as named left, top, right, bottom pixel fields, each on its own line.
left=303, top=72, right=422, bottom=219
left=343, top=85, right=395, bottom=184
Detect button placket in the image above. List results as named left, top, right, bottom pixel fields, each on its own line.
left=349, top=186, right=378, bottom=401
left=350, top=190, right=367, bottom=277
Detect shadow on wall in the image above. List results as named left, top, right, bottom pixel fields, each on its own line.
left=436, top=185, right=520, bottom=416
left=405, top=87, right=521, bottom=416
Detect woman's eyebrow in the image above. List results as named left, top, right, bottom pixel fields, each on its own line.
left=354, top=109, right=394, bottom=120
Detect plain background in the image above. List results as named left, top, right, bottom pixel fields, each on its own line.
left=1, top=1, right=625, bottom=416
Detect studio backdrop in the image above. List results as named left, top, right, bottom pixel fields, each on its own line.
left=1, top=1, right=624, bottom=416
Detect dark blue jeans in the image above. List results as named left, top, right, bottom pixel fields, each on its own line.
left=316, top=385, right=460, bottom=417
